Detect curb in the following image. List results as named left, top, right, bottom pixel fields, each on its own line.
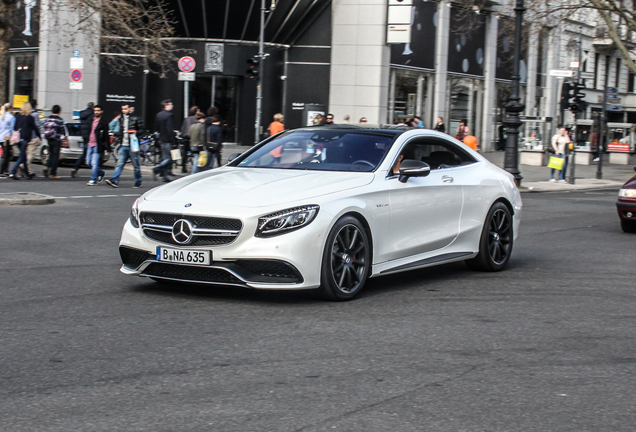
left=0, top=192, right=56, bottom=205
left=519, top=181, right=624, bottom=193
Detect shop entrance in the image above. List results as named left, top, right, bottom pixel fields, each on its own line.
left=189, top=75, right=240, bottom=143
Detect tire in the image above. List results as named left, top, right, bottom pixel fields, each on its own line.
left=318, top=216, right=371, bottom=301
left=40, top=145, right=50, bottom=166
left=466, top=202, right=513, bottom=272
left=621, top=220, right=636, bottom=233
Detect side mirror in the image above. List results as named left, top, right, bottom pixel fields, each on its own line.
left=228, top=152, right=242, bottom=163
left=398, top=159, right=431, bottom=183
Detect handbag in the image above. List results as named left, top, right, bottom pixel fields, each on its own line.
left=197, top=151, right=208, bottom=167
left=170, top=148, right=181, bottom=161
left=9, top=130, right=20, bottom=145
left=130, top=135, right=140, bottom=152
left=206, top=126, right=219, bottom=152
left=547, top=155, right=565, bottom=170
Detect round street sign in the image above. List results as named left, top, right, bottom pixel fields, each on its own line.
left=70, top=69, right=83, bottom=82
left=178, top=56, right=196, bottom=72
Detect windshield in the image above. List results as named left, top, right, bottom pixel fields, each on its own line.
left=235, top=130, right=395, bottom=172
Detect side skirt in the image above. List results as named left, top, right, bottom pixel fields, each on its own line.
left=375, top=252, right=475, bottom=276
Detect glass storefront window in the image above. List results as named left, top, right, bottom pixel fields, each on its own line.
left=448, top=77, right=482, bottom=138
left=391, top=69, right=428, bottom=125
left=12, top=52, right=36, bottom=104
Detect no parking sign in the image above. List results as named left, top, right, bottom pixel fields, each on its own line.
left=70, top=69, right=83, bottom=82
left=178, top=56, right=196, bottom=72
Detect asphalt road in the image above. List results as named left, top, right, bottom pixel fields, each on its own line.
left=1, top=170, right=635, bottom=431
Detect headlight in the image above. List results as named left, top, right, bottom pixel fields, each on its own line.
left=619, top=189, right=636, bottom=198
left=130, top=197, right=140, bottom=228
left=256, top=205, right=319, bottom=237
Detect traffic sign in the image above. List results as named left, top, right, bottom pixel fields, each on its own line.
left=549, top=69, right=573, bottom=77
left=70, top=69, right=83, bottom=82
left=178, top=72, right=195, bottom=81
left=69, top=82, right=83, bottom=90
left=178, top=56, right=196, bottom=72
left=73, top=50, right=80, bottom=58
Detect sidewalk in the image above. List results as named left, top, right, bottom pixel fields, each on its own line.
left=125, top=144, right=635, bottom=193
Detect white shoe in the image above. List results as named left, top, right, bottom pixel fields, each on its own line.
left=593, top=158, right=599, bottom=162
left=549, top=178, right=556, bottom=182
left=558, top=179, right=566, bottom=183
left=86, top=180, right=97, bottom=186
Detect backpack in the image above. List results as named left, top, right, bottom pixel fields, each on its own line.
left=43, top=117, right=59, bottom=140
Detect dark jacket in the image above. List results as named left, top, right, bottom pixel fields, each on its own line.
left=14, top=113, right=41, bottom=142
left=89, top=117, right=110, bottom=153
left=207, top=124, right=223, bottom=150
left=155, top=110, right=175, bottom=145
left=79, top=107, right=94, bottom=139
left=118, top=114, right=144, bottom=145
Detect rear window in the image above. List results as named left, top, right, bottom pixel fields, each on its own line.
left=66, top=124, right=82, bottom=136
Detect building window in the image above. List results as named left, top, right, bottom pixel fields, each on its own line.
left=629, top=72, right=635, bottom=93
left=616, top=58, right=621, bottom=88
left=594, top=53, right=599, bottom=89
left=11, top=52, right=37, bottom=104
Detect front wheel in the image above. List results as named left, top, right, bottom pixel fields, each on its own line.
left=318, top=216, right=371, bottom=301
left=466, top=202, right=513, bottom=271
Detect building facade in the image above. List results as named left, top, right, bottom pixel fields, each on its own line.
left=6, top=0, right=636, bottom=149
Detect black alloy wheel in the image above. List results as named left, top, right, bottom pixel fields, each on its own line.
left=466, top=202, right=513, bottom=271
left=319, top=216, right=371, bottom=301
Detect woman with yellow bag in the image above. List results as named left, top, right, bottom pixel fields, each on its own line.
left=548, top=127, right=571, bottom=183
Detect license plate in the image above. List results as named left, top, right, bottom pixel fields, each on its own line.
left=156, top=247, right=211, bottom=265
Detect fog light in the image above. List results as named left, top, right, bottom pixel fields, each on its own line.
left=627, top=212, right=633, bottom=218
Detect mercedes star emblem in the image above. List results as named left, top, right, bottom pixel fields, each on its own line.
left=172, top=219, right=194, bottom=244
left=185, top=203, right=192, bottom=208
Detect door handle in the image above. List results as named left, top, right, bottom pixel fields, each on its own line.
left=442, top=176, right=453, bottom=183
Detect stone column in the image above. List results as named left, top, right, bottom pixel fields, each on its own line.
left=433, top=1, right=451, bottom=121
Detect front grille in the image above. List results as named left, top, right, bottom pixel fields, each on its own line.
left=120, top=246, right=154, bottom=269
left=140, top=212, right=242, bottom=246
left=142, top=263, right=243, bottom=284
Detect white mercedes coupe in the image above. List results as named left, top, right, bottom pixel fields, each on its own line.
left=118, top=126, right=521, bottom=300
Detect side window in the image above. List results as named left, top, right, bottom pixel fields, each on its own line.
left=402, top=138, right=477, bottom=170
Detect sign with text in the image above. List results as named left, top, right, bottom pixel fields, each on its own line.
left=70, top=58, right=84, bottom=69
left=205, top=44, right=224, bottom=73
left=178, top=72, right=195, bottom=81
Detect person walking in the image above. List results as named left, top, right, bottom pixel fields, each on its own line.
left=9, top=102, right=40, bottom=180
left=70, top=102, right=94, bottom=178
left=188, top=112, right=207, bottom=174
left=26, top=99, right=42, bottom=171
left=413, top=116, right=425, bottom=128
left=207, top=115, right=223, bottom=169
left=41, top=105, right=65, bottom=179
left=267, top=113, right=285, bottom=164
left=109, top=111, right=121, bottom=134
left=455, top=119, right=470, bottom=141
left=153, top=99, right=176, bottom=182
left=179, top=106, right=200, bottom=173
left=85, top=105, right=109, bottom=186
left=0, top=102, right=16, bottom=177
left=434, top=116, right=446, bottom=133
left=341, top=114, right=350, bottom=124
left=549, top=127, right=571, bottom=183
left=105, top=104, right=143, bottom=188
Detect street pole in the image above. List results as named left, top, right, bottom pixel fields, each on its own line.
left=597, top=58, right=609, bottom=179
left=568, top=28, right=583, bottom=184
left=503, top=0, right=525, bottom=186
left=254, top=0, right=265, bottom=144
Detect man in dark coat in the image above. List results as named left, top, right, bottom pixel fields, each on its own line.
left=153, top=99, right=176, bottom=182
left=86, top=105, right=110, bottom=185
left=70, top=102, right=95, bottom=177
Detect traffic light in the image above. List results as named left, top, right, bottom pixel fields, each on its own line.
left=560, top=82, right=574, bottom=111
left=246, top=57, right=259, bottom=78
left=571, top=82, right=588, bottom=112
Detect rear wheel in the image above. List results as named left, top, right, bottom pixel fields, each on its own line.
left=318, top=216, right=371, bottom=301
left=466, top=202, right=513, bottom=271
left=621, top=220, right=636, bottom=233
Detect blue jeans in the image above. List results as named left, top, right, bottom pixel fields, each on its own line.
left=111, top=146, right=141, bottom=184
left=10, top=140, right=30, bottom=176
left=154, top=142, right=172, bottom=180
left=550, top=154, right=567, bottom=180
left=87, top=145, right=105, bottom=181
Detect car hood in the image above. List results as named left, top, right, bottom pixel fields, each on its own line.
left=144, top=167, right=374, bottom=208
left=622, top=173, right=636, bottom=189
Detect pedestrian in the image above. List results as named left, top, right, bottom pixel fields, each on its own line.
left=153, top=99, right=176, bottom=183
left=549, top=127, right=571, bottom=183
left=414, top=116, right=425, bottom=128
left=455, top=119, right=470, bottom=141
left=181, top=106, right=199, bottom=137
left=109, top=111, right=121, bottom=134
left=105, top=104, right=143, bottom=188
left=434, top=116, right=445, bottom=133
left=207, top=115, right=223, bottom=169
left=267, top=113, right=285, bottom=164
left=321, top=113, right=334, bottom=125
left=85, top=105, right=109, bottom=186
left=341, top=114, right=350, bottom=124
left=41, top=105, right=65, bottom=179
left=9, top=102, right=40, bottom=180
left=312, top=114, right=323, bottom=126
left=26, top=99, right=41, bottom=171
left=0, top=102, right=16, bottom=177
left=359, top=117, right=368, bottom=124
left=70, top=102, right=94, bottom=178
left=189, top=111, right=207, bottom=174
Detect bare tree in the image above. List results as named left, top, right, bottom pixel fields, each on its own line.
left=1, top=0, right=185, bottom=103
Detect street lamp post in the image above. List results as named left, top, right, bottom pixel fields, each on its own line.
left=503, top=0, right=525, bottom=186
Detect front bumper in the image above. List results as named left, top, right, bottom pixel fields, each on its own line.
left=616, top=199, right=636, bottom=221
left=119, top=212, right=330, bottom=290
